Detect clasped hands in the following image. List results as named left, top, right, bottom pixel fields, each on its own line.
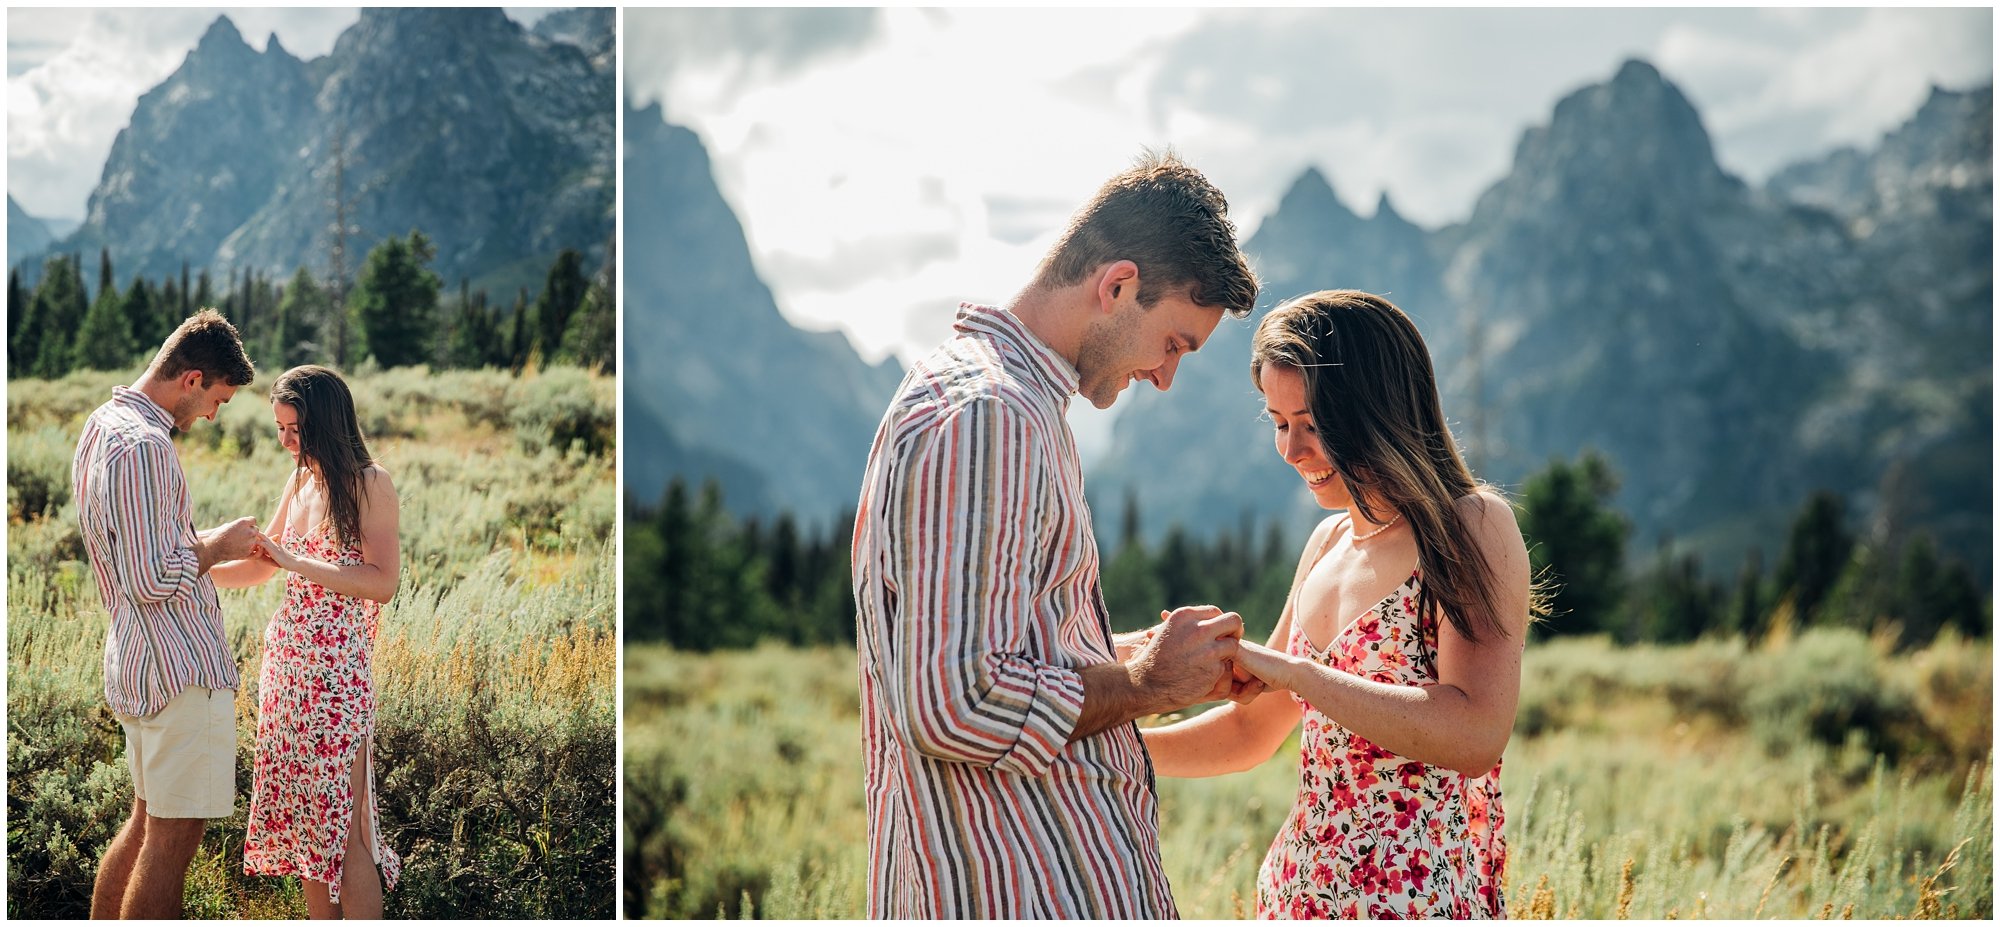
left=1113, top=605, right=1296, bottom=712
left=203, top=516, right=301, bottom=572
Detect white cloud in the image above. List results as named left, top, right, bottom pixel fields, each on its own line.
left=1658, top=7, right=1992, bottom=179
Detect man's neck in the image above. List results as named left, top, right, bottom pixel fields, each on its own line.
left=130, top=371, right=179, bottom=415
left=1005, top=284, right=1088, bottom=368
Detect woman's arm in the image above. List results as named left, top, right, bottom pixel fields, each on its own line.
left=256, top=467, right=402, bottom=603
left=1232, top=492, right=1530, bottom=777
left=1141, top=516, right=1337, bottom=778
left=210, top=470, right=297, bottom=589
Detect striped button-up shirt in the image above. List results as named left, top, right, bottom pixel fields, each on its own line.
left=73, top=386, right=238, bottom=718
left=851, top=303, right=1176, bottom=918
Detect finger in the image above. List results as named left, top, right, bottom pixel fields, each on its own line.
left=1166, top=604, right=1224, bottom=623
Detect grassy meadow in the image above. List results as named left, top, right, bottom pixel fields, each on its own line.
left=6, top=364, right=616, bottom=918
left=623, top=630, right=1991, bottom=919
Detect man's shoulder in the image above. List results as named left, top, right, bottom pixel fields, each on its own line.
left=889, top=357, right=1052, bottom=445
left=80, top=403, right=174, bottom=462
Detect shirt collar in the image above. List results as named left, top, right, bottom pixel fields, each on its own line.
left=953, top=302, right=1080, bottom=400
left=112, top=384, right=176, bottom=432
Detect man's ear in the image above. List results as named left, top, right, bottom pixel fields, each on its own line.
left=1095, top=260, right=1140, bottom=315
left=180, top=369, right=206, bottom=394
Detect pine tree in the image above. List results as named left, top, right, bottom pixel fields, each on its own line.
left=446, top=280, right=499, bottom=369
left=1101, top=491, right=1165, bottom=633
left=193, top=269, right=215, bottom=313
left=124, top=275, right=159, bottom=353
left=276, top=267, right=326, bottom=370
left=351, top=230, right=442, bottom=368
left=7, top=269, right=25, bottom=374
left=74, top=266, right=137, bottom=370
left=1727, top=548, right=1765, bottom=638
left=1517, top=451, right=1630, bottom=636
left=97, top=248, right=114, bottom=302
left=533, top=249, right=588, bottom=361
left=1775, top=491, right=1853, bottom=627
left=27, top=255, right=89, bottom=378
left=557, top=276, right=614, bottom=371
left=508, top=287, right=530, bottom=372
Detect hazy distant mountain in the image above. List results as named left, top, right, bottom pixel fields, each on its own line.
left=622, top=100, right=903, bottom=522
left=1766, top=85, right=1993, bottom=565
left=7, top=196, right=55, bottom=273
left=16, top=9, right=612, bottom=298
left=1092, top=60, right=1991, bottom=573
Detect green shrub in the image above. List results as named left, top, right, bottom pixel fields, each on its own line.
left=1744, top=628, right=1927, bottom=759
left=8, top=425, right=74, bottom=521
left=508, top=368, right=612, bottom=457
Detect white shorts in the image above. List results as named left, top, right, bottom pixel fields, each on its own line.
left=113, top=685, right=236, bottom=819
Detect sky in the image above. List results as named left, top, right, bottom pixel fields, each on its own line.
left=626, top=6, right=1993, bottom=377
left=6, top=7, right=555, bottom=221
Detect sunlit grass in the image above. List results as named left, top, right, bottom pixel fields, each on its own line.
left=7, top=365, right=616, bottom=918
left=623, top=635, right=1990, bottom=919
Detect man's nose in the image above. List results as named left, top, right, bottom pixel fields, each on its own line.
left=1152, top=354, right=1181, bottom=392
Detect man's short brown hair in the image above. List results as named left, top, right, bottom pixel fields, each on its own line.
left=152, top=309, right=255, bottom=387
left=1034, top=149, right=1258, bottom=318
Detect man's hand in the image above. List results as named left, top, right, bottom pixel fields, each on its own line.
left=197, top=517, right=260, bottom=572
left=1128, top=605, right=1243, bottom=715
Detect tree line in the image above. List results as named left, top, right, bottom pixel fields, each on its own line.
left=7, top=233, right=613, bottom=379
left=626, top=452, right=1988, bottom=652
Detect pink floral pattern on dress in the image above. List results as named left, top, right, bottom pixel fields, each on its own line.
left=1254, top=571, right=1506, bottom=919
left=243, top=523, right=400, bottom=902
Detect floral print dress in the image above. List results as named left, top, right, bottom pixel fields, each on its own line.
left=1254, top=571, right=1506, bottom=919
left=243, top=523, right=400, bottom=901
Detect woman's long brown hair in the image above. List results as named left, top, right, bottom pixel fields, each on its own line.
left=271, top=365, right=375, bottom=549
left=1251, top=290, right=1546, bottom=642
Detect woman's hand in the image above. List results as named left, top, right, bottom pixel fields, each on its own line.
left=252, top=530, right=300, bottom=573
left=1113, top=625, right=1159, bottom=662
left=1233, top=639, right=1300, bottom=693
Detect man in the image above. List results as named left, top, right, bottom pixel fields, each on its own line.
left=74, top=309, right=260, bottom=918
left=851, top=151, right=1262, bottom=917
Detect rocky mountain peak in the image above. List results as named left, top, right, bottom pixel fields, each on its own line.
left=195, top=14, right=246, bottom=53
left=1543, top=60, right=1719, bottom=181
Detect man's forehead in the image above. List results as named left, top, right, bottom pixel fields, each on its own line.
left=1172, top=301, right=1225, bottom=351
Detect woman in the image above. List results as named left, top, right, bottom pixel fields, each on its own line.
left=211, top=364, right=402, bottom=918
left=1140, top=291, right=1541, bottom=919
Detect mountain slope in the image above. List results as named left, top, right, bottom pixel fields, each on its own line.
left=622, top=101, right=902, bottom=522
left=21, top=9, right=612, bottom=294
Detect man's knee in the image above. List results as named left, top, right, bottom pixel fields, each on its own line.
left=139, top=815, right=206, bottom=863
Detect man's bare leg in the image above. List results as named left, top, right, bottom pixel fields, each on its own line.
left=91, top=797, right=148, bottom=919
left=122, top=815, right=205, bottom=918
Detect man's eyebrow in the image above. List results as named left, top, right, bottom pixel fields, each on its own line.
left=1265, top=404, right=1311, bottom=417
left=1181, top=330, right=1203, bottom=353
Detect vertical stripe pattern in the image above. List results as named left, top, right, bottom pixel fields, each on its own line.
left=73, top=386, right=238, bottom=717
left=852, top=304, right=1177, bottom=918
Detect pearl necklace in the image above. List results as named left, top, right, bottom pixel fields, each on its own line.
left=1352, top=513, right=1402, bottom=542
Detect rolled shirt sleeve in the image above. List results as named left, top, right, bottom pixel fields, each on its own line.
left=879, top=397, right=1087, bottom=778
left=101, top=438, right=202, bottom=605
